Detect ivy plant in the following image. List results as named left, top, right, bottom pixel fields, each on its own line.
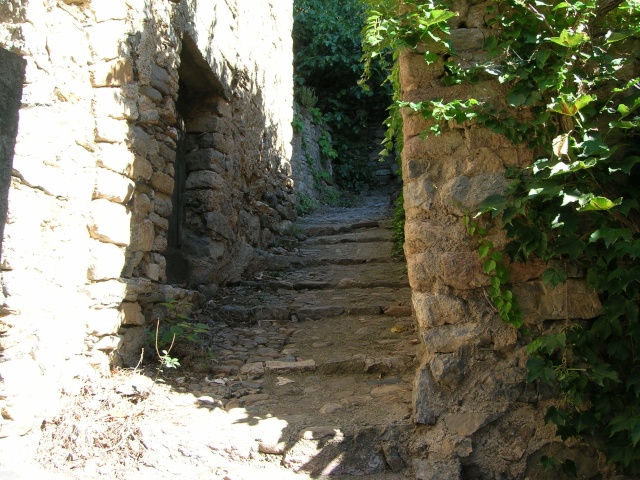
left=362, top=0, right=640, bottom=473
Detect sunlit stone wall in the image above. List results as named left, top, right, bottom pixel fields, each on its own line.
left=0, top=0, right=293, bottom=438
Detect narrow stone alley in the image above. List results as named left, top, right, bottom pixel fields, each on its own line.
left=30, top=189, right=419, bottom=480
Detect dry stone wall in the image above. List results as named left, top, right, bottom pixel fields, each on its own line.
left=290, top=107, right=333, bottom=205
left=0, top=0, right=293, bottom=439
left=401, top=2, right=604, bottom=478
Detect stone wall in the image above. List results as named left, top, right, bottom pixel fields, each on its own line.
left=290, top=107, right=332, bottom=204
left=401, top=3, right=604, bottom=478
left=291, top=109, right=399, bottom=207
left=0, top=0, right=293, bottom=439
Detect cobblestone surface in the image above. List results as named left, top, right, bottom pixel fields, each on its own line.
left=34, top=191, right=418, bottom=479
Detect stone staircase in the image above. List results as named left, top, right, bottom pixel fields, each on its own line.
left=130, top=191, right=419, bottom=479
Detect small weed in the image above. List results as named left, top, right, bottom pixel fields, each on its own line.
left=292, top=112, right=304, bottom=133
left=154, top=318, right=180, bottom=373
left=391, top=193, right=405, bottom=255
left=297, top=193, right=318, bottom=216
left=146, top=299, right=211, bottom=361
left=297, top=85, right=318, bottom=109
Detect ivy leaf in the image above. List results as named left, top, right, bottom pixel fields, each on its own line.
left=508, top=90, right=528, bottom=107
left=536, top=49, right=552, bottom=68
left=561, top=191, right=581, bottom=206
left=577, top=133, right=611, bottom=158
left=422, top=9, right=458, bottom=27
left=578, top=196, right=622, bottom=212
left=606, top=27, right=640, bottom=44
left=632, top=421, right=640, bottom=447
left=610, top=413, right=635, bottom=436
left=483, top=35, right=498, bottom=51
left=591, top=362, right=620, bottom=386
left=477, top=194, right=507, bottom=216
left=553, top=236, right=585, bottom=259
left=611, top=118, right=640, bottom=129
left=589, top=228, right=632, bottom=247
left=613, top=78, right=640, bottom=93
left=548, top=94, right=595, bottom=116
left=545, top=406, right=570, bottom=427
left=618, top=104, right=631, bottom=116
left=540, top=455, right=558, bottom=472
left=424, top=51, right=438, bottom=64
left=549, top=29, right=589, bottom=48
left=483, top=258, right=497, bottom=274
left=528, top=333, right=566, bottom=355
left=542, top=267, right=567, bottom=286
left=527, top=357, right=557, bottom=384
left=625, top=300, right=639, bottom=323
left=552, top=133, right=570, bottom=157
left=626, top=371, right=640, bottom=398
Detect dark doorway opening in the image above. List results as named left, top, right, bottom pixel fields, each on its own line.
left=165, top=35, right=225, bottom=285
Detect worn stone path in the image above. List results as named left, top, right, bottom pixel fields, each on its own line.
left=29, top=190, right=419, bottom=480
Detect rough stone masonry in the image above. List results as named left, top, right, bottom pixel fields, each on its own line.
left=400, top=2, right=605, bottom=478
left=0, top=0, right=613, bottom=478
left=0, top=0, right=294, bottom=439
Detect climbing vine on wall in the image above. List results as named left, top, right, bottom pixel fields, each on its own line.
left=362, top=0, right=640, bottom=472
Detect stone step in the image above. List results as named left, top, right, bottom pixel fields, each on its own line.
left=203, top=313, right=418, bottom=379
left=285, top=315, right=418, bottom=371
left=237, top=279, right=407, bottom=291
left=278, top=262, right=409, bottom=289
left=299, top=221, right=384, bottom=238
left=238, top=353, right=416, bottom=378
left=280, top=423, right=413, bottom=477
left=210, top=303, right=412, bottom=323
left=213, top=303, right=413, bottom=324
left=208, top=286, right=413, bottom=324
left=255, top=239, right=402, bottom=273
left=291, top=288, right=412, bottom=315
left=303, top=227, right=393, bottom=245
left=173, top=192, right=413, bottom=477
left=316, top=354, right=416, bottom=375
left=298, top=241, right=397, bottom=265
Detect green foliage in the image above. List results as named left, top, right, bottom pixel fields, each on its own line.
left=400, top=98, right=480, bottom=135
left=471, top=3, right=640, bottom=470
left=151, top=316, right=180, bottom=378
left=293, top=0, right=391, bottom=190
left=295, top=104, right=355, bottom=207
left=297, top=85, right=318, bottom=109
left=158, top=350, right=180, bottom=370
left=364, top=0, right=640, bottom=472
left=294, top=0, right=367, bottom=91
left=292, top=112, right=304, bottom=134
left=392, top=193, right=405, bottom=255
left=360, top=0, right=456, bottom=85
left=297, top=192, right=318, bottom=216
left=465, top=215, right=523, bottom=327
left=318, top=130, right=338, bottom=162
left=152, top=299, right=211, bottom=351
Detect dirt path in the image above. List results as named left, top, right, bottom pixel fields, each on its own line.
left=19, top=190, right=418, bottom=480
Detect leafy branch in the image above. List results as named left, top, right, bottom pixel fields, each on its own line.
left=363, top=0, right=640, bottom=472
